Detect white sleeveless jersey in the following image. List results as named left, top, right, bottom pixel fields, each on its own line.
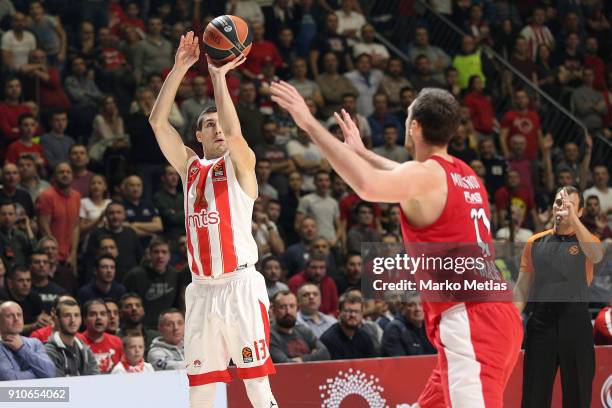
left=183, top=152, right=258, bottom=281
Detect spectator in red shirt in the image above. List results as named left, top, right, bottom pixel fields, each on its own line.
left=594, top=306, right=612, bottom=345
left=5, top=113, right=46, bottom=167
left=584, top=37, right=606, bottom=91
left=77, top=299, right=124, bottom=373
left=288, top=254, right=339, bottom=316
left=463, top=75, right=498, bottom=136
left=241, top=22, right=283, bottom=80
left=0, top=78, right=35, bottom=147
left=35, top=162, right=81, bottom=267
left=500, top=89, right=543, bottom=161
left=20, top=49, right=70, bottom=111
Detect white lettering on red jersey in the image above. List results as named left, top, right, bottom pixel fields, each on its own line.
left=183, top=153, right=258, bottom=280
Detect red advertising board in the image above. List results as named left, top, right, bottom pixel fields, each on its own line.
left=228, top=346, right=612, bottom=407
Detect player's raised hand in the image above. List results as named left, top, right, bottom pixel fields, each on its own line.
left=175, top=31, right=200, bottom=69
left=206, top=54, right=246, bottom=78
left=270, top=80, right=315, bottom=130
left=334, top=109, right=365, bottom=153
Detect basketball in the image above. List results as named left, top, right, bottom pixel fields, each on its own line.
left=203, top=15, right=252, bottom=64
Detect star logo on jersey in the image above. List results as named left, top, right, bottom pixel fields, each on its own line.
left=568, top=245, right=579, bottom=255
left=188, top=163, right=199, bottom=182
left=242, top=347, right=253, bottom=363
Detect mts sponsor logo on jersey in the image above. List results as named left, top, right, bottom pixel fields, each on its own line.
left=450, top=173, right=481, bottom=190
left=188, top=209, right=220, bottom=228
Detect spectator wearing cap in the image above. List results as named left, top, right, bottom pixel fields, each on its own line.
left=133, top=17, right=173, bottom=84
left=77, top=299, right=124, bottom=373
left=381, top=292, right=436, bottom=357
left=320, top=294, right=376, bottom=360
left=0, top=301, right=55, bottom=380
left=1, top=12, right=37, bottom=72
left=78, top=255, right=126, bottom=305
left=269, top=290, right=330, bottom=363
left=124, top=238, right=179, bottom=329
left=0, top=201, right=32, bottom=269
left=288, top=254, right=338, bottom=316
left=29, top=251, right=66, bottom=313
left=147, top=308, right=185, bottom=371
left=45, top=299, right=100, bottom=376
left=36, top=162, right=80, bottom=268
left=260, top=256, right=289, bottom=300
left=17, top=154, right=50, bottom=202
left=296, top=283, right=337, bottom=338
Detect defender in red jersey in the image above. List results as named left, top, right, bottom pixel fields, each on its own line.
left=271, top=82, right=523, bottom=407
left=150, top=32, right=277, bottom=408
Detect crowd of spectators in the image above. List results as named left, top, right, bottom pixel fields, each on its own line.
left=0, top=0, right=611, bottom=379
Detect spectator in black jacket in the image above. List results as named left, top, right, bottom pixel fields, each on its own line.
left=269, top=290, right=330, bottom=363
left=381, top=292, right=435, bottom=357
left=123, top=238, right=179, bottom=329
left=320, top=294, right=376, bottom=360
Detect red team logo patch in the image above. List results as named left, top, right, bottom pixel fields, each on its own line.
left=193, top=359, right=201, bottom=367
left=242, top=347, right=253, bottom=363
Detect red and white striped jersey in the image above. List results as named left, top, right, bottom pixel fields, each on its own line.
left=183, top=152, right=258, bottom=281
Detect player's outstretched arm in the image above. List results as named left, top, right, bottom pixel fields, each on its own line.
left=334, top=109, right=401, bottom=171
left=149, top=31, right=198, bottom=179
left=271, top=81, right=427, bottom=203
left=207, top=54, right=256, bottom=173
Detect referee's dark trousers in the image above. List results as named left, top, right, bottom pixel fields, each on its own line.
left=521, top=302, right=595, bottom=408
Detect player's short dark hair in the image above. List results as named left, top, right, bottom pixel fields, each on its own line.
left=556, top=186, right=584, bottom=209
left=409, top=88, right=460, bottom=146
left=196, top=105, right=218, bottom=131
left=56, top=299, right=79, bottom=315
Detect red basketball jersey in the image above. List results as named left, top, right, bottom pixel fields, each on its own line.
left=400, top=155, right=500, bottom=335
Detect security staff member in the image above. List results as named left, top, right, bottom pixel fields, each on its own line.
left=514, top=186, right=603, bottom=408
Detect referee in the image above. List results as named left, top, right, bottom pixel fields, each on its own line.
left=514, top=186, right=603, bottom=408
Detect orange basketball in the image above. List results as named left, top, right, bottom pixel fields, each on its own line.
left=203, top=15, right=252, bottom=64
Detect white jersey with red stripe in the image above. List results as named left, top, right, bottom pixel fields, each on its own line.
left=183, top=152, right=258, bottom=281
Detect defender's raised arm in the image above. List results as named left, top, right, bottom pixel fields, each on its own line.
left=149, top=31, right=199, bottom=179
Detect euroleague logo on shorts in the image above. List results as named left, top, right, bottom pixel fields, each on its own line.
left=319, top=368, right=388, bottom=408
left=242, top=347, right=253, bottom=363
left=601, top=374, right=612, bottom=407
